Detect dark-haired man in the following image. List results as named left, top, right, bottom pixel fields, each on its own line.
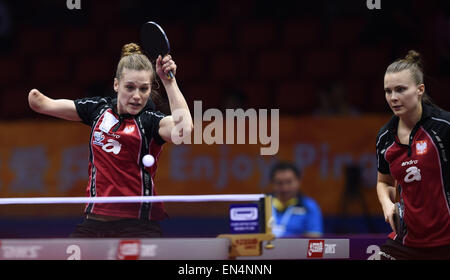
left=270, top=162, right=323, bottom=238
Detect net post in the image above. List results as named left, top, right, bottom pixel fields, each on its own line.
left=217, top=194, right=276, bottom=259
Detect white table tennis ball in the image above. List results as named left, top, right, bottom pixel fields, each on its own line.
left=142, top=154, right=155, bottom=167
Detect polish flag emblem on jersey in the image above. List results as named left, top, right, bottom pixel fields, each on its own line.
left=416, top=140, right=428, bottom=155
left=124, top=125, right=135, bottom=134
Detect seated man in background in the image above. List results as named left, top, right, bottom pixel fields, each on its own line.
left=270, top=162, right=323, bottom=238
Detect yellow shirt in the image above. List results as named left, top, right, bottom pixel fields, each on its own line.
left=272, top=197, right=298, bottom=212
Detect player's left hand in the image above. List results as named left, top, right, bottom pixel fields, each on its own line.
left=156, top=55, right=176, bottom=81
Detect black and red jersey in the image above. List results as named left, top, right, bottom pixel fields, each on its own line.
left=376, top=103, right=450, bottom=247
left=74, top=96, right=167, bottom=220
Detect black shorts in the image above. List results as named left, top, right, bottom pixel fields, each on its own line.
left=70, top=218, right=162, bottom=238
left=380, top=239, right=450, bottom=260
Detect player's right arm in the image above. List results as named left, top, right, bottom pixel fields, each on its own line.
left=376, top=172, right=397, bottom=233
left=28, top=89, right=82, bottom=121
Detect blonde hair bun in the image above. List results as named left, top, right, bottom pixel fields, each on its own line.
left=405, top=50, right=422, bottom=65
left=121, top=43, right=143, bottom=58
left=116, top=42, right=154, bottom=81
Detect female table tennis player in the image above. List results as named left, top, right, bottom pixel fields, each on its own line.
left=376, top=50, right=450, bottom=259
left=28, top=43, right=193, bottom=237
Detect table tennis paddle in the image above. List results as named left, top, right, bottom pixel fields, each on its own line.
left=140, top=21, right=174, bottom=79
left=393, top=202, right=403, bottom=234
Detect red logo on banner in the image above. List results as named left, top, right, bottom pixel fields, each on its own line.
left=117, top=240, right=141, bottom=260
left=307, top=240, right=324, bottom=258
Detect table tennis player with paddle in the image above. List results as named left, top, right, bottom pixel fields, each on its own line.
left=27, top=21, right=194, bottom=236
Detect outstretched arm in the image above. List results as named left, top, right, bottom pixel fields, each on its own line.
left=28, top=89, right=81, bottom=121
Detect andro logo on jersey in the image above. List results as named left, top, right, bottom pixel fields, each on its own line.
left=416, top=140, right=428, bottom=155
left=404, top=166, right=422, bottom=183
left=401, top=159, right=418, bottom=166
left=307, top=240, right=324, bottom=258
left=117, top=240, right=141, bottom=260
left=229, top=204, right=260, bottom=234
left=102, top=139, right=122, bottom=155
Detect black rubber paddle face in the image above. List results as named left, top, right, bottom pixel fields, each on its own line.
left=140, top=21, right=171, bottom=61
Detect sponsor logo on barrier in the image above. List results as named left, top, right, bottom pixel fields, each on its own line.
left=307, top=240, right=324, bottom=258
left=367, top=245, right=381, bottom=260
left=233, top=238, right=259, bottom=251
left=140, top=244, right=158, bottom=258
left=66, top=244, right=81, bottom=260
left=324, top=244, right=336, bottom=254
left=117, top=240, right=141, bottom=260
left=1, top=245, right=43, bottom=259
left=235, top=238, right=258, bottom=246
